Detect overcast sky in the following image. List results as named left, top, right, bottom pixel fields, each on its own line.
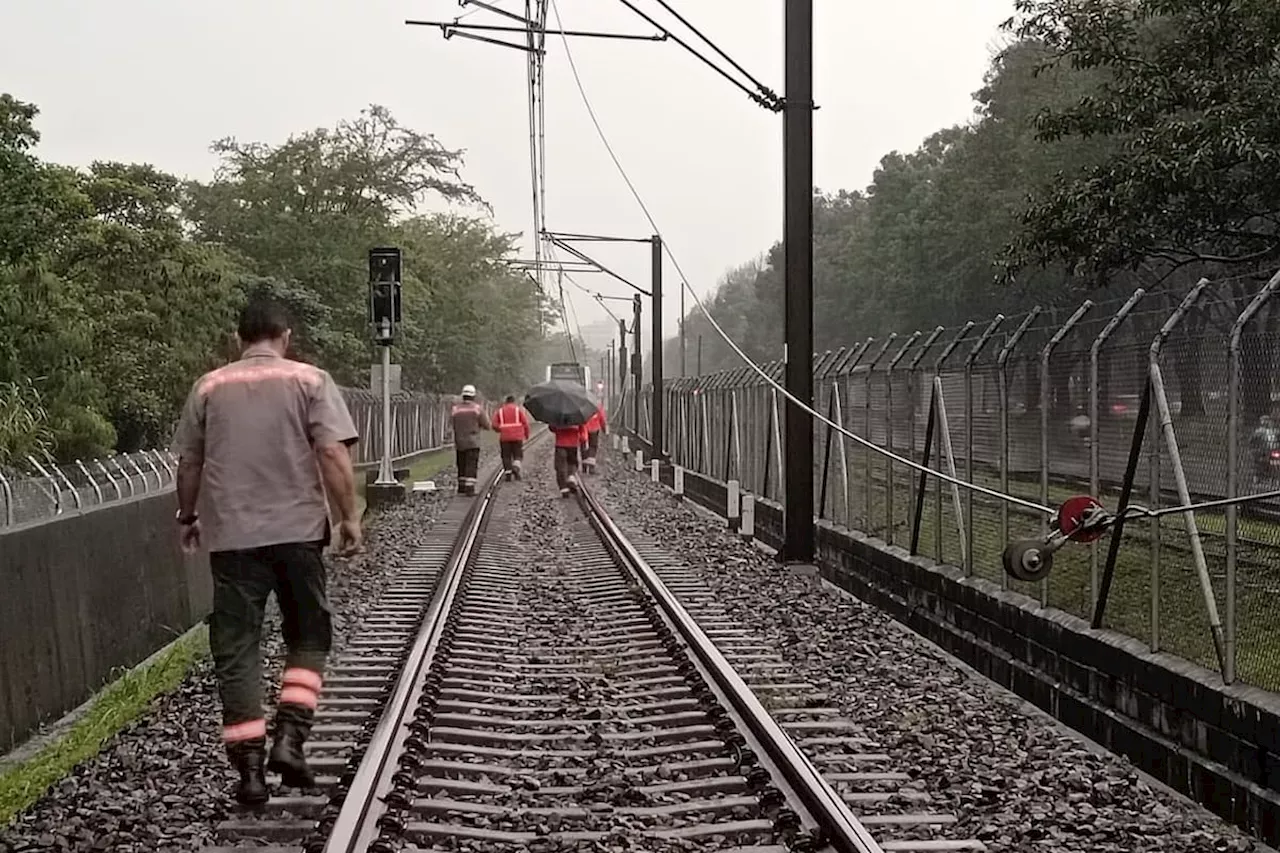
left=2, top=0, right=1016, bottom=352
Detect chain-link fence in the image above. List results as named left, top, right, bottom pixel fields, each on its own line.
left=637, top=270, right=1280, bottom=693
left=0, top=389, right=459, bottom=529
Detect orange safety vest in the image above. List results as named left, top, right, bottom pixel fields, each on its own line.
left=493, top=403, right=530, bottom=442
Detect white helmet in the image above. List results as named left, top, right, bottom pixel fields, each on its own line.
left=461, top=384, right=477, bottom=398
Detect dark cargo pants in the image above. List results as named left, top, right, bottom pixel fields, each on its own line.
left=499, top=440, right=523, bottom=472
left=209, top=541, right=332, bottom=738
left=456, top=446, right=480, bottom=491
left=554, top=446, right=580, bottom=490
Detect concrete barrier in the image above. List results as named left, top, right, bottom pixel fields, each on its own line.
left=0, top=493, right=209, bottom=753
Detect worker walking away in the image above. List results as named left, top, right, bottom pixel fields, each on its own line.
left=551, top=422, right=588, bottom=497
left=582, top=402, right=607, bottom=474
left=493, top=394, right=531, bottom=480
left=452, top=384, right=491, bottom=495
left=172, top=297, right=363, bottom=806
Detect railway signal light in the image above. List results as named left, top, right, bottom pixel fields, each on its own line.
left=369, top=247, right=403, bottom=345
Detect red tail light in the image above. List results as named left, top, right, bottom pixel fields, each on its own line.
left=1110, top=403, right=1128, bottom=414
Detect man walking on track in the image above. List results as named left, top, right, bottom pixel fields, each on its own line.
left=551, top=422, right=589, bottom=497
left=493, top=394, right=531, bottom=480
left=171, top=297, right=363, bottom=807
left=452, top=385, right=491, bottom=495
left=582, top=402, right=606, bottom=474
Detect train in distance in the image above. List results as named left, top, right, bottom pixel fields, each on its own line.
left=546, top=361, right=591, bottom=389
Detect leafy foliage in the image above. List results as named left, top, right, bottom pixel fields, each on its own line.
left=0, top=98, right=557, bottom=464
left=1007, top=0, right=1280, bottom=274
left=673, top=7, right=1280, bottom=378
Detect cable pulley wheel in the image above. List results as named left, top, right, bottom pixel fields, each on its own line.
left=1003, top=538, right=1054, bottom=583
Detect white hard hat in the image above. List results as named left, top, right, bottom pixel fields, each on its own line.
left=461, top=384, right=477, bottom=398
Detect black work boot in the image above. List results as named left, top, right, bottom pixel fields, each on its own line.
left=268, top=704, right=315, bottom=788
left=227, top=737, right=269, bottom=806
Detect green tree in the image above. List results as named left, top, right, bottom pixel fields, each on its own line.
left=184, top=105, right=486, bottom=384
left=1007, top=0, right=1280, bottom=275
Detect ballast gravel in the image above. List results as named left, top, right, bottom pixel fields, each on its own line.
left=0, top=470, right=463, bottom=853
left=590, top=452, right=1262, bottom=853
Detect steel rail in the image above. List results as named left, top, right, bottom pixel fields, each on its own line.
left=321, top=465, right=502, bottom=853
left=577, top=483, right=885, bottom=853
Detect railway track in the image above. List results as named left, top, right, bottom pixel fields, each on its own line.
left=207, top=445, right=983, bottom=853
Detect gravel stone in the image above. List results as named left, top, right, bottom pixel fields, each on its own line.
left=0, top=470, right=464, bottom=853
left=590, top=454, right=1264, bottom=853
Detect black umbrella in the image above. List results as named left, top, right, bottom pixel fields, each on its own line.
left=524, top=380, right=598, bottom=427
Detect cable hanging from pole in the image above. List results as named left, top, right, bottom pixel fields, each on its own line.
left=613, top=0, right=782, bottom=111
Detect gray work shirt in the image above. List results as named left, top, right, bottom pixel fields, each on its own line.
left=171, top=346, right=359, bottom=553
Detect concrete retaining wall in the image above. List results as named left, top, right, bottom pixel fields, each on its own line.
left=633, top=444, right=1280, bottom=847
left=0, top=493, right=209, bottom=753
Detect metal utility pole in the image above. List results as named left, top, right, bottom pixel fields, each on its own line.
left=632, top=295, right=643, bottom=437
left=781, top=0, right=815, bottom=564
left=650, top=235, right=664, bottom=459
left=698, top=334, right=703, bottom=376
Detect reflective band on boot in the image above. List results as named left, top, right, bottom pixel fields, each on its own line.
left=279, top=667, right=321, bottom=710
left=223, top=718, right=268, bottom=742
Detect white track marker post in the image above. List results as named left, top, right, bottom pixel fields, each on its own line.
left=727, top=478, right=741, bottom=532
left=674, top=465, right=685, bottom=499
left=611, top=433, right=620, bottom=450
left=740, top=493, right=755, bottom=541
left=651, top=459, right=660, bottom=482
left=634, top=449, right=644, bottom=472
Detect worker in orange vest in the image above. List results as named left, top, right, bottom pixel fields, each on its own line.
left=582, top=403, right=607, bottom=474
left=492, top=394, right=531, bottom=481
left=551, top=422, right=589, bottom=497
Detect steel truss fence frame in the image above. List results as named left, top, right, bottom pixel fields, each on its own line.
left=642, top=269, right=1280, bottom=692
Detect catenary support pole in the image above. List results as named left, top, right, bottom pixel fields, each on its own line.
left=632, top=295, right=642, bottom=439
left=651, top=235, right=665, bottom=458
left=781, top=0, right=815, bottom=564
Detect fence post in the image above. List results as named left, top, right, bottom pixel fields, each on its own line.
left=996, top=309, right=1041, bottom=587
left=1039, top=299, right=1094, bottom=604
left=930, top=324, right=975, bottom=566
left=864, top=336, right=896, bottom=536
left=0, top=469, right=13, bottom=526
left=906, top=327, right=945, bottom=539
left=841, top=338, right=874, bottom=529
left=26, top=454, right=64, bottom=515
left=52, top=462, right=82, bottom=510
left=886, top=331, right=923, bottom=545
left=1225, top=273, right=1280, bottom=685
left=1149, top=278, right=1225, bottom=672
left=964, top=316, right=1003, bottom=576
left=97, top=459, right=123, bottom=499
left=76, top=460, right=104, bottom=505
left=1088, top=289, right=1145, bottom=610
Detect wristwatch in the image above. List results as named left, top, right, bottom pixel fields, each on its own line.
left=176, top=510, right=198, bottom=526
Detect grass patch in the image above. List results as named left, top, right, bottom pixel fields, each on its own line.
left=0, top=625, right=209, bottom=827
